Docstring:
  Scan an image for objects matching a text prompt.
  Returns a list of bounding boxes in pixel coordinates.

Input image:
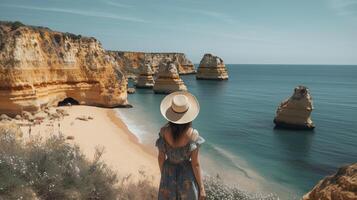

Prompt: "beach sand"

[20,105,160,185]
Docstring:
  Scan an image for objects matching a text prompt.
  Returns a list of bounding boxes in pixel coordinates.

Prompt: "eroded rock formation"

[108,51,196,76]
[153,61,187,94]
[196,53,228,80]
[303,163,357,200]
[0,21,128,116]
[135,63,155,88]
[274,86,315,130]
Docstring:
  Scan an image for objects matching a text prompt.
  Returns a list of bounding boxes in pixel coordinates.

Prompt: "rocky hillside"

[0,21,128,116]
[303,163,357,200]
[108,51,196,76]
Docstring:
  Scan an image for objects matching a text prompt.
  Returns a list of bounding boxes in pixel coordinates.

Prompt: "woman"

[156,91,206,200]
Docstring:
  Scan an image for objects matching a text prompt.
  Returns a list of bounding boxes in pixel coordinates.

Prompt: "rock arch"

[57,97,79,107]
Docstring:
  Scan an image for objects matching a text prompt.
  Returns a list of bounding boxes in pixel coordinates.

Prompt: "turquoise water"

[116,64,357,198]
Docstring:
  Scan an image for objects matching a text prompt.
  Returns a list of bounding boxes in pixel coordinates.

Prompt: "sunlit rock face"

[196,53,228,80]
[153,61,187,94]
[274,86,315,130]
[108,51,196,76]
[0,21,128,116]
[135,63,155,88]
[303,163,357,200]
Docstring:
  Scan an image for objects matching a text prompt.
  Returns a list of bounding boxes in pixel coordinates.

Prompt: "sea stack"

[196,53,228,80]
[274,86,315,130]
[135,63,155,88]
[153,61,187,94]
[0,21,128,116]
[303,163,357,200]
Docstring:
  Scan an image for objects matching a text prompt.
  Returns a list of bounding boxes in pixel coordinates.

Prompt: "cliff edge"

[0,21,128,116]
[303,163,357,200]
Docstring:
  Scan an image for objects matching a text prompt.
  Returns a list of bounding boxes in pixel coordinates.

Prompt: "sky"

[0,0,356,64]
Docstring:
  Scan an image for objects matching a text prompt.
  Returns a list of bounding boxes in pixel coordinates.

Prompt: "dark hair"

[168,122,192,142]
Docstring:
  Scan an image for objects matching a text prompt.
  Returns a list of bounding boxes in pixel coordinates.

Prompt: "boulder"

[303,163,357,200]
[0,114,11,121]
[66,135,75,140]
[15,115,22,120]
[127,88,136,94]
[21,111,33,120]
[196,53,229,80]
[34,112,48,120]
[153,60,187,94]
[135,63,155,88]
[50,112,61,120]
[76,115,89,121]
[56,108,69,116]
[274,86,315,130]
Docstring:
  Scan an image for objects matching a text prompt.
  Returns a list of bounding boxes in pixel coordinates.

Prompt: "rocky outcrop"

[196,53,228,80]
[153,61,187,94]
[274,86,315,130]
[108,51,196,76]
[146,53,195,75]
[135,63,155,88]
[303,163,357,200]
[0,21,128,116]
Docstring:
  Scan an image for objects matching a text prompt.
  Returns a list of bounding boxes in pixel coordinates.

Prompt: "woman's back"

[156,125,204,164]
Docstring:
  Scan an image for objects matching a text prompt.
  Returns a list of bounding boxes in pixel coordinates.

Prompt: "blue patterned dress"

[155,128,205,200]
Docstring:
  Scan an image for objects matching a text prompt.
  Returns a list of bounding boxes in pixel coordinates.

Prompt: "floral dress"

[156,127,205,200]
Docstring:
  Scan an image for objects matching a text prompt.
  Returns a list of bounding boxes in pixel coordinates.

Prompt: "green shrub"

[11,21,25,31]
[204,176,279,200]
[0,132,119,200]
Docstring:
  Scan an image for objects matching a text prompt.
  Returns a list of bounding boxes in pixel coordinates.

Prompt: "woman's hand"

[199,188,206,200]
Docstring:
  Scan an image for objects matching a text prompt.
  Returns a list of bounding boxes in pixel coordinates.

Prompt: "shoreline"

[107,109,158,159]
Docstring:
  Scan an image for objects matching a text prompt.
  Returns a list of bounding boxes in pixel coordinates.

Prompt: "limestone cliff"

[136,63,155,88]
[274,86,315,130]
[303,163,357,200]
[196,53,228,80]
[153,60,187,94]
[0,21,128,116]
[108,51,196,76]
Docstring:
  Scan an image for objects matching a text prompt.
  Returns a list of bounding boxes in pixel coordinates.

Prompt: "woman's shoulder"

[187,128,205,151]
[186,128,199,141]
[159,123,170,137]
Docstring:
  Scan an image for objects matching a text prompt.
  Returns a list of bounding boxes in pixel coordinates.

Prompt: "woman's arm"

[191,149,206,199]
[158,150,165,173]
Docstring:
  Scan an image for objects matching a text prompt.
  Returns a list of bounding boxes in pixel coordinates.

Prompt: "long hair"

[168,121,192,142]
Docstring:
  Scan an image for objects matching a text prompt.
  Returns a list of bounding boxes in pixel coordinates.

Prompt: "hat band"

[171,104,190,114]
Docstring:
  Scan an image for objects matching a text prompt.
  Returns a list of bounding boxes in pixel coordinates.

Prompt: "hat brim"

[160,91,200,124]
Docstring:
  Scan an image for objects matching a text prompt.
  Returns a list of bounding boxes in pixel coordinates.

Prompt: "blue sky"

[0,0,356,64]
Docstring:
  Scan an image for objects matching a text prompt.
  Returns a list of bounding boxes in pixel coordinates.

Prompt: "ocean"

[116,64,357,199]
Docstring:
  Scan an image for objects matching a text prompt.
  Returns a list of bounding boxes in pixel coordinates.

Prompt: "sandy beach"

[20,105,160,185]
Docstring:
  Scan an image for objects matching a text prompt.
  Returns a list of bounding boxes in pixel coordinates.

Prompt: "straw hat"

[160,91,200,124]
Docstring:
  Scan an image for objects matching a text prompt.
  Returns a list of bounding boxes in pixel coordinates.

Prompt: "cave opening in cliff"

[57,97,79,106]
